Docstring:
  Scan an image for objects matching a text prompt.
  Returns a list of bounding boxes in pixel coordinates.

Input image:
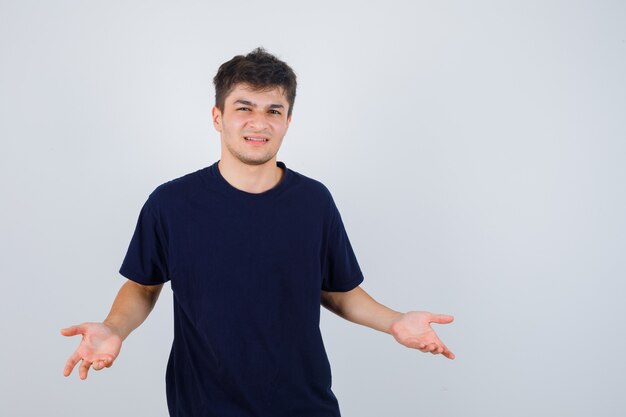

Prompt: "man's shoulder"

[146,166,208,205]
[287,165,334,200]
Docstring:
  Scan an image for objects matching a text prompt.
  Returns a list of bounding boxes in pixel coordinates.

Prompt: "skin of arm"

[321,285,402,334]
[103,279,164,340]
[61,279,163,379]
[320,285,455,359]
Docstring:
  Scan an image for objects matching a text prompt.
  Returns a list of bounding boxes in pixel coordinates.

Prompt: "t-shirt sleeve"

[119,193,170,285]
[321,197,364,292]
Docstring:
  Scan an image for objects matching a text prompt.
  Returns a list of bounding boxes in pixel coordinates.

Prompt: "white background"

[1,1,625,416]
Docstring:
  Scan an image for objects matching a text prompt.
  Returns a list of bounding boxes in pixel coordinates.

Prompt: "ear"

[211,106,223,132]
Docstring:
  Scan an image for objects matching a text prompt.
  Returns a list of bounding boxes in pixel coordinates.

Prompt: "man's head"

[213,47,297,118]
[211,48,297,167]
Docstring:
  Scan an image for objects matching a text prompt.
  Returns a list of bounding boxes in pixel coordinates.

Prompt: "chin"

[237,155,275,166]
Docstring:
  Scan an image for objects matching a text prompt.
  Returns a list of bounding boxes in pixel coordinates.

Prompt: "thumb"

[60,324,87,337]
[430,314,454,325]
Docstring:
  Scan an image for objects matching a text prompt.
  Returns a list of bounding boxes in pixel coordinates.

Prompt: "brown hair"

[213,47,297,117]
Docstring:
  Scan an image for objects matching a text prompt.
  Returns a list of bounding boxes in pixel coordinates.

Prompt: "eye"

[237,107,251,111]
[269,109,282,115]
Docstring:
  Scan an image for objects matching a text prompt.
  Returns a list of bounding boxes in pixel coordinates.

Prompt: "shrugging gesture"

[390,311,455,359]
[61,323,122,379]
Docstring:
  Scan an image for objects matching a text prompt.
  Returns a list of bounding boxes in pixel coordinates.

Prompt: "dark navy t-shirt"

[119,160,364,417]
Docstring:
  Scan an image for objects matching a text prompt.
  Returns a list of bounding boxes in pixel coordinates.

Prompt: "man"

[61,48,455,417]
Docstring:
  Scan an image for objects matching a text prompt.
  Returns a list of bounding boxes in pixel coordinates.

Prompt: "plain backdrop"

[1,1,625,416]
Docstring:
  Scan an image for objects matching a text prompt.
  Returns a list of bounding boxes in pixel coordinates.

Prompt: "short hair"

[213,47,297,117]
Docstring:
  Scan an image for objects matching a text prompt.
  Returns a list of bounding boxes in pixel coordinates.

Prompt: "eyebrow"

[234,99,285,109]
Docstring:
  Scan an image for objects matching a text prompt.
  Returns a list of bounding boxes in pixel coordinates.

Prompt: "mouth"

[244,136,269,142]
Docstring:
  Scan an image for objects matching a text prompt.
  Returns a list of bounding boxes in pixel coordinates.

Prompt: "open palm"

[61,322,122,379]
[389,311,455,359]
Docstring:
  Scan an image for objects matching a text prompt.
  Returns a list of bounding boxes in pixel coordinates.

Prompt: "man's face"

[212,83,292,166]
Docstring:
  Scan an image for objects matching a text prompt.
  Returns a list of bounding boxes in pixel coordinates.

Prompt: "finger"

[63,351,81,377]
[430,345,444,355]
[93,358,113,371]
[443,350,455,360]
[415,342,428,352]
[436,339,455,359]
[60,324,87,337]
[442,346,455,360]
[79,359,92,380]
[430,314,454,325]
[420,345,430,353]
[417,342,435,353]
[93,360,103,371]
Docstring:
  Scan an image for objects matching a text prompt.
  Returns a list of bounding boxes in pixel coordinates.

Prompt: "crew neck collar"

[208,160,290,200]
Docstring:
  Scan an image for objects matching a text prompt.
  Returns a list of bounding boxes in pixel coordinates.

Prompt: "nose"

[247,111,269,131]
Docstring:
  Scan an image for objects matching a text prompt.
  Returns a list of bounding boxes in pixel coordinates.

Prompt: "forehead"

[224,83,288,105]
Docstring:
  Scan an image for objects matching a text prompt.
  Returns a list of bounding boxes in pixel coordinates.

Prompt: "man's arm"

[103,279,163,340]
[321,285,455,359]
[321,286,402,333]
[61,279,163,379]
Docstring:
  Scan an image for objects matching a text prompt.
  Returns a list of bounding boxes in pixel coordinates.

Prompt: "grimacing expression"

[213,84,292,166]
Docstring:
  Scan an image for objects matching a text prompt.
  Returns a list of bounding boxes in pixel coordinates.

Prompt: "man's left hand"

[389,311,455,360]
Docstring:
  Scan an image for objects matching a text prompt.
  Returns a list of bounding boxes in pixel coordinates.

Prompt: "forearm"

[103,280,163,340]
[321,286,403,334]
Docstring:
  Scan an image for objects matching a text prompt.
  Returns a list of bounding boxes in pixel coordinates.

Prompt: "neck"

[217,156,283,194]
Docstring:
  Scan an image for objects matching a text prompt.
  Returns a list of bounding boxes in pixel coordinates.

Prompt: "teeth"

[245,137,267,142]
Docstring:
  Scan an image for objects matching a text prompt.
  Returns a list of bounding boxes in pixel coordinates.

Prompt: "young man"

[61,48,455,417]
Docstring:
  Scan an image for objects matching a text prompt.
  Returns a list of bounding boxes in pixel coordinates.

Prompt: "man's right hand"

[61,322,122,380]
